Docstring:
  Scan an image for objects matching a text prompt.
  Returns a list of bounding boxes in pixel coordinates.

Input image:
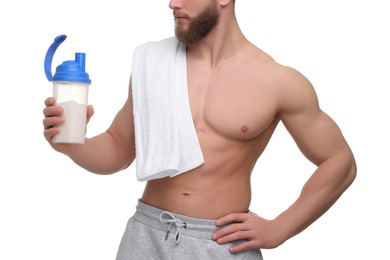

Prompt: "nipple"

[240,125,249,133]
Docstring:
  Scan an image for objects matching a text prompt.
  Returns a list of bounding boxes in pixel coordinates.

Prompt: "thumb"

[86,105,94,124]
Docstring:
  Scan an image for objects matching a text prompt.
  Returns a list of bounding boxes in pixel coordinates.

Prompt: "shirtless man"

[43,0,356,259]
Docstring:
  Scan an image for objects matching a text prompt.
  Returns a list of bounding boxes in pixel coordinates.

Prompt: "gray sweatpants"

[116,200,263,260]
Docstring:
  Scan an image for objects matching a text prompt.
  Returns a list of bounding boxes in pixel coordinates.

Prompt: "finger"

[43,105,64,117]
[86,105,94,123]
[44,97,56,107]
[229,240,258,254]
[43,127,60,142]
[216,213,249,227]
[43,116,65,130]
[87,105,94,116]
[213,223,247,240]
[216,230,251,245]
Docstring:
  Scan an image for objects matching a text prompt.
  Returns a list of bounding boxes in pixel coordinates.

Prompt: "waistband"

[133,200,219,242]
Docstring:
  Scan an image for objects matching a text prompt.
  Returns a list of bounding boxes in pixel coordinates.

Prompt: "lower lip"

[176,17,187,23]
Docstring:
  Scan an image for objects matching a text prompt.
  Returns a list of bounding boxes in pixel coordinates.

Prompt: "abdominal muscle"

[141,121,277,220]
[141,160,253,220]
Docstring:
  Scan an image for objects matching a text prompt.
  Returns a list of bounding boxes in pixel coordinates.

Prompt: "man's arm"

[43,80,135,175]
[272,66,357,242]
[213,67,356,252]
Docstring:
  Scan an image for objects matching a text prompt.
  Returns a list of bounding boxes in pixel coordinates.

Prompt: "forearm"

[274,148,356,243]
[59,131,135,175]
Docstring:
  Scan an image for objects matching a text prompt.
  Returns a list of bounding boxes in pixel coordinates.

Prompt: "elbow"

[120,156,136,172]
[344,150,357,188]
[89,155,135,175]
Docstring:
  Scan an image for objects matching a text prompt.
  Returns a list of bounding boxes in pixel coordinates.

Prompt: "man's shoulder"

[244,44,291,79]
[270,63,317,113]
[135,37,180,52]
[245,43,301,77]
[132,37,184,66]
[246,47,316,110]
[244,49,293,85]
[246,46,308,91]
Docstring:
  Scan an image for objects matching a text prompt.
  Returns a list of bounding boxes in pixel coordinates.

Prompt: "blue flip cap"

[44,35,91,84]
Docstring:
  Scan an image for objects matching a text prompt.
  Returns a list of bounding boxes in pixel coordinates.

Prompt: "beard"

[174,2,220,45]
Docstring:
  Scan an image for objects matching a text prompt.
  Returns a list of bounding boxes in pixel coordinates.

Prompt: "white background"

[1,0,389,259]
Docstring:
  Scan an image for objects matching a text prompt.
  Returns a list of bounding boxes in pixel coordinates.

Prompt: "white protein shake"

[44,36,91,144]
[53,100,87,144]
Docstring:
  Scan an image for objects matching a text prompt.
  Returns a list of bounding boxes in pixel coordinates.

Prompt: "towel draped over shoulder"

[131,37,204,181]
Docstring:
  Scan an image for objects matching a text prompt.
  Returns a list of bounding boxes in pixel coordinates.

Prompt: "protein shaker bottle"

[44,35,91,144]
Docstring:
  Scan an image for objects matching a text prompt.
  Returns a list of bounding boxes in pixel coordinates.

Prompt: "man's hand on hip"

[212,212,285,253]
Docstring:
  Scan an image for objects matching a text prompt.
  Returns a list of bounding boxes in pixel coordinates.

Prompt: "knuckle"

[235,230,246,239]
[43,107,49,116]
[219,230,231,238]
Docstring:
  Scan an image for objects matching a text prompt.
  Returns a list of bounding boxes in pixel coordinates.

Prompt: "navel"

[181,192,191,197]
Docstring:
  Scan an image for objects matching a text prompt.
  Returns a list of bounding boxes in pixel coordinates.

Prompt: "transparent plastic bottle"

[44,35,91,144]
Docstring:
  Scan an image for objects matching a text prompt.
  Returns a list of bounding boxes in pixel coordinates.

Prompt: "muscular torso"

[142,44,281,219]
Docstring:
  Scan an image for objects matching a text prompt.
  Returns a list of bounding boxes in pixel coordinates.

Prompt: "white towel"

[131,37,204,181]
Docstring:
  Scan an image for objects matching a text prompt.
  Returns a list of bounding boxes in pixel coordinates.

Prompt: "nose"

[169,0,183,10]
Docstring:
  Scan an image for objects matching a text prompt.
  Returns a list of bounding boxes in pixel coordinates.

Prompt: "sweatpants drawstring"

[159,211,187,243]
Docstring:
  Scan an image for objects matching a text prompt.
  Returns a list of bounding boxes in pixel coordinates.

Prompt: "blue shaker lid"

[44,35,91,84]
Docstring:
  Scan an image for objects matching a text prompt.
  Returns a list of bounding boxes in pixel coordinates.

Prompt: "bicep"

[282,109,349,166]
[278,71,349,166]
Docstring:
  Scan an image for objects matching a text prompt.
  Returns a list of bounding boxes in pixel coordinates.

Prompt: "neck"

[186,10,247,68]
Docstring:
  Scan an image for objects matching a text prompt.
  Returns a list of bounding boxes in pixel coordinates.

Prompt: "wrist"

[270,216,292,246]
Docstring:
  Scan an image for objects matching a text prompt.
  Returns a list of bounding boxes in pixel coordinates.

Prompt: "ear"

[219,0,232,7]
